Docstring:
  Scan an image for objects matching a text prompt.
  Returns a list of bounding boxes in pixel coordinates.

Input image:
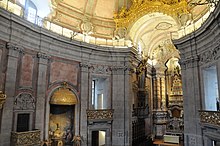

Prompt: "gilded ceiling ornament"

[114,0,189,29]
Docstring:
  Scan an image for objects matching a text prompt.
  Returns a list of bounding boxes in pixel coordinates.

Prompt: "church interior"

[0,0,220,146]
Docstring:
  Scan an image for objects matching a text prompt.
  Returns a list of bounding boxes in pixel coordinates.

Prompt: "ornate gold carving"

[50,82,78,105]
[170,75,183,96]
[200,111,220,126]
[0,91,6,109]
[87,109,114,121]
[11,130,41,146]
[114,0,189,29]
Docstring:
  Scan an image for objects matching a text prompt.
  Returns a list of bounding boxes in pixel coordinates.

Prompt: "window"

[92,80,95,106]
[27,7,36,23]
[203,66,219,111]
[24,0,37,23]
[91,77,109,109]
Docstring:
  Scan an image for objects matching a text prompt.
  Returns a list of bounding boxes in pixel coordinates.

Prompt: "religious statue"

[72,135,82,146]
[53,123,62,139]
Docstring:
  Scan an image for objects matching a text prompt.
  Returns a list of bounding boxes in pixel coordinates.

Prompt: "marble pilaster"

[79,62,89,146]
[0,43,22,146]
[35,52,50,140]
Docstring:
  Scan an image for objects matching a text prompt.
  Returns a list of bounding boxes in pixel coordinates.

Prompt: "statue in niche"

[174,65,181,75]
[53,123,63,139]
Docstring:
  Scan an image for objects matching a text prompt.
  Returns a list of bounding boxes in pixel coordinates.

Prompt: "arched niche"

[48,82,78,145]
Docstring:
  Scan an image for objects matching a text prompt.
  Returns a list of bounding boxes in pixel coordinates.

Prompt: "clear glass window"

[203,66,219,111]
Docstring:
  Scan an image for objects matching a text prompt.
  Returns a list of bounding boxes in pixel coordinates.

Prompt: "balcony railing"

[87,109,114,123]
[199,110,220,127]
[11,129,41,146]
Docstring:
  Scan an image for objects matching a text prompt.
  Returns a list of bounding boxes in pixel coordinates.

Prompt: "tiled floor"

[153,139,183,146]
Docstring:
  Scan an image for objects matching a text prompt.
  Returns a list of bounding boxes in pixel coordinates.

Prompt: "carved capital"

[0,43,5,49]
[80,62,90,69]
[0,91,6,109]
[111,65,126,74]
[6,42,23,53]
[37,52,51,60]
[180,56,199,69]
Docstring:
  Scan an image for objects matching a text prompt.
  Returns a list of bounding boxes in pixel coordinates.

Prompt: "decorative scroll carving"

[199,46,220,64]
[87,109,114,121]
[199,110,220,126]
[14,93,35,110]
[0,91,6,109]
[89,64,111,74]
[11,130,41,146]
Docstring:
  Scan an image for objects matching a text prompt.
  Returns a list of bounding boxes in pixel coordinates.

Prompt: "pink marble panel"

[50,61,78,86]
[20,54,34,86]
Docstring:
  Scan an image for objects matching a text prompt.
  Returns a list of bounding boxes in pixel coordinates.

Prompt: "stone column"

[0,43,21,146]
[181,57,203,146]
[112,66,125,146]
[35,53,50,140]
[112,64,132,146]
[79,62,89,146]
[154,63,167,110]
[124,65,133,146]
[153,62,167,138]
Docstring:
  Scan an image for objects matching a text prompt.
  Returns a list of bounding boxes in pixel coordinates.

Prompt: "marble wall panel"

[50,61,79,86]
[20,54,34,87]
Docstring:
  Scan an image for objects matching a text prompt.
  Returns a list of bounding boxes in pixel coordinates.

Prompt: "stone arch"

[44,82,80,142]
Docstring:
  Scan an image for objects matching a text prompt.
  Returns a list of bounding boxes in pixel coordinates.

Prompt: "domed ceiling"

[49,0,217,61]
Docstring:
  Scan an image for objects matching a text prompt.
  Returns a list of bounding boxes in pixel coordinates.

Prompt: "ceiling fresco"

[47,0,217,62]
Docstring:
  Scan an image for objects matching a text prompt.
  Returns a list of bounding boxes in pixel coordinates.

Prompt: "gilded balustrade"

[11,130,41,146]
[199,110,220,127]
[87,109,114,122]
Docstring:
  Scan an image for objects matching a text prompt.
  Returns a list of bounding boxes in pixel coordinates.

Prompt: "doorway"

[92,130,106,146]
